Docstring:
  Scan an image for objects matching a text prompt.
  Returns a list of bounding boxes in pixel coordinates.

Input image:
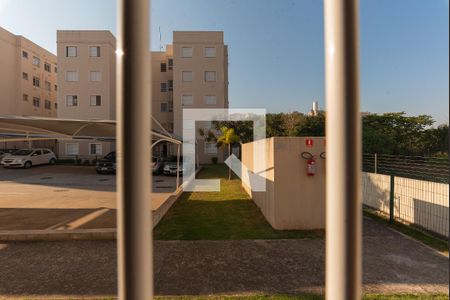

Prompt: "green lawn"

[154,164,323,240]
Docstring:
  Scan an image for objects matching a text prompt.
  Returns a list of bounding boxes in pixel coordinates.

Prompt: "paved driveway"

[0,165,177,230]
[0,218,447,298]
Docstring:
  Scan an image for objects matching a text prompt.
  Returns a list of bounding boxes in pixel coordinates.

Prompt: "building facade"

[0,26,58,118]
[56,30,116,158]
[56,30,228,163]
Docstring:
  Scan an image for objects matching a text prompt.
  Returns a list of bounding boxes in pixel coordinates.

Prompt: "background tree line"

[212,111,448,157]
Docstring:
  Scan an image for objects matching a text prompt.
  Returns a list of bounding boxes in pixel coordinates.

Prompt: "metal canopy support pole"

[117,0,152,299]
[176,143,180,188]
[324,0,362,299]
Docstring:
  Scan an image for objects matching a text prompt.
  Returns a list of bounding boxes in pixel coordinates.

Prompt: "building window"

[169,123,174,133]
[89,71,102,81]
[204,71,216,82]
[204,95,217,105]
[181,95,194,106]
[33,97,40,107]
[32,56,40,67]
[89,46,101,57]
[66,95,78,107]
[44,100,51,110]
[65,143,79,155]
[204,47,216,58]
[168,101,173,112]
[22,51,28,59]
[181,47,193,58]
[182,71,193,82]
[45,81,51,91]
[160,83,168,92]
[161,63,167,72]
[160,102,168,112]
[204,142,218,155]
[168,80,173,91]
[33,76,40,87]
[54,66,58,73]
[89,143,102,155]
[22,72,28,80]
[90,95,101,106]
[168,58,173,70]
[44,63,51,72]
[54,103,58,109]
[54,84,58,91]
[66,71,78,82]
[23,94,28,101]
[66,46,77,57]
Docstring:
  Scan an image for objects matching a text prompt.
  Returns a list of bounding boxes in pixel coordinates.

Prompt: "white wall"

[362,172,449,238]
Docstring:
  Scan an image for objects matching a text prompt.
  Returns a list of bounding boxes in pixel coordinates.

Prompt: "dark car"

[163,156,185,175]
[96,151,116,174]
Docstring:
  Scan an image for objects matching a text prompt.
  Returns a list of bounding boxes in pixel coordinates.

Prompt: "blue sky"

[0,0,448,124]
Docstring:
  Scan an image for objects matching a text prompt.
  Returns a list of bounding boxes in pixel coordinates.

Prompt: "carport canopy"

[0,115,182,146]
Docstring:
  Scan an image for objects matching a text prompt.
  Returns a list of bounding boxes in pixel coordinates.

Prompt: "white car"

[1,148,57,168]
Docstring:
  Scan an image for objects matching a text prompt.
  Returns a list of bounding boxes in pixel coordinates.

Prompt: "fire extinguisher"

[301,152,317,176]
[307,156,317,176]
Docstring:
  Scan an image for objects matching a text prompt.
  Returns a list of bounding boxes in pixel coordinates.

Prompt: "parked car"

[163,156,185,175]
[152,156,165,174]
[95,151,116,174]
[0,148,56,168]
[0,150,11,161]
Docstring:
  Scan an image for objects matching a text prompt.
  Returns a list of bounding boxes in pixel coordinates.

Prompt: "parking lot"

[0,165,178,231]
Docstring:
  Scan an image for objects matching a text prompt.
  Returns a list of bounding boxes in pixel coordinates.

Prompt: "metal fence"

[362,170,449,239]
[363,153,449,184]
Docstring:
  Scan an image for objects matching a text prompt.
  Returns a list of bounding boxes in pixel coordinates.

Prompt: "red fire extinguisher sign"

[306,138,314,148]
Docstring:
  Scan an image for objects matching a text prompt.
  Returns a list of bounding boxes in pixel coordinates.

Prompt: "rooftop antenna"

[158,26,163,51]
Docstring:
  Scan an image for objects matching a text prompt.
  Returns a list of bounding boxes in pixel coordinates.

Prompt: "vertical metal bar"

[176,143,180,188]
[324,0,361,299]
[117,0,152,299]
[390,175,395,224]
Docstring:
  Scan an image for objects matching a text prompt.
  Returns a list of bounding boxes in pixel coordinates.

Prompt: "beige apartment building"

[56,30,116,158]
[0,26,58,118]
[56,30,228,163]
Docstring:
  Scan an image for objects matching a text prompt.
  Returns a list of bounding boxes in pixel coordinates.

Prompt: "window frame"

[181,47,193,58]
[66,95,78,107]
[90,95,102,106]
[66,46,77,57]
[204,47,217,58]
[89,143,103,155]
[181,94,194,106]
[89,46,101,57]
[66,71,79,82]
[89,71,102,82]
[182,71,193,82]
[65,143,79,156]
[204,71,217,82]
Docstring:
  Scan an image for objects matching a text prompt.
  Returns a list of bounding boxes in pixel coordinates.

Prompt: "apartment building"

[56,30,228,163]
[0,26,58,118]
[56,30,116,158]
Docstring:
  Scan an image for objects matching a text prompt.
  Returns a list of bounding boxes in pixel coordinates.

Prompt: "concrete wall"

[362,172,449,237]
[242,137,326,230]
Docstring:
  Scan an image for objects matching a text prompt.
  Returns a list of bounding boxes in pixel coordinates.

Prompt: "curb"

[0,228,116,242]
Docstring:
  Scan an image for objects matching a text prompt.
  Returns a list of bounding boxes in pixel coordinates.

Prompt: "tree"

[297,113,326,136]
[199,126,240,180]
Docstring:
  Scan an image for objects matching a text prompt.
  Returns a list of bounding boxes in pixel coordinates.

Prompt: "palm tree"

[199,126,240,180]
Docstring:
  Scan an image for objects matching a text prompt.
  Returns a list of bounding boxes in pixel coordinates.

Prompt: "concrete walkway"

[0,218,447,298]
